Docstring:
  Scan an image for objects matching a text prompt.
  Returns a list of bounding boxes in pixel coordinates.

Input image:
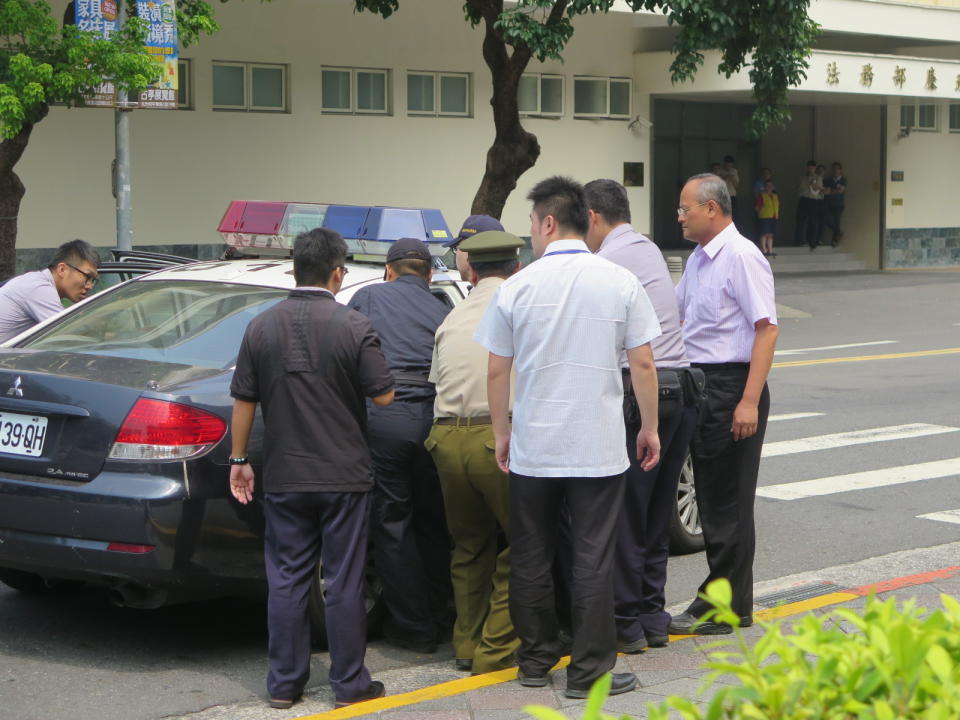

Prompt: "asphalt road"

[1,269,959,720]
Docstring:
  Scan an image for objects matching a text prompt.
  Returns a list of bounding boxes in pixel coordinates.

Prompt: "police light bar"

[217,201,454,260]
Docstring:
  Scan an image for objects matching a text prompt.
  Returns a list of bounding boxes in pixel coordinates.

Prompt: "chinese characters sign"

[75,0,178,109]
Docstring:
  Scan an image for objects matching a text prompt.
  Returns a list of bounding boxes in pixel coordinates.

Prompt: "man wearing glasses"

[0,239,100,343]
[669,173,778,635]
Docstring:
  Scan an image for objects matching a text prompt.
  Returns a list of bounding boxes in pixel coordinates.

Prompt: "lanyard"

[543,249,589,257]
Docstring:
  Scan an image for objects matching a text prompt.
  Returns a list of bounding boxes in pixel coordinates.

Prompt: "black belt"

[434,415,494,426]
[622,367,706,406]
[392,371,434,388]
[691,362,749,371]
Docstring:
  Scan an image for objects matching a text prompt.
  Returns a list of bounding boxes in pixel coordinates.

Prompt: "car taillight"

[109,398,227,461]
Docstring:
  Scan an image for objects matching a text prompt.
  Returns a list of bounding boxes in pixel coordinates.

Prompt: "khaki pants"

[425,423,518,672]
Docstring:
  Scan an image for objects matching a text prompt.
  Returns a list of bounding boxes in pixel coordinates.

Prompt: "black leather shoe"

[268,692,302,709]
[617,635,648,654]
[566,672,637,699]
[455,658,473,672]
[334,680,385,708]
[668,611,732,635]
[645,633,669,648]
[517,668,549,687]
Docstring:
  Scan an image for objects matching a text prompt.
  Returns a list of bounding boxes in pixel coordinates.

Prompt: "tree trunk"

[468,0,540,219]
[0,113,43,281]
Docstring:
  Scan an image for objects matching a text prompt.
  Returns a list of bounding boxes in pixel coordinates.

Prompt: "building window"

[212,61,287,112]
[900,102,937,131]
[949,103,960,132]
[573,76,631,119]
[321,67,390,114]
[407,72,470,117]
[519,73,564,117]
[177,59,192,109]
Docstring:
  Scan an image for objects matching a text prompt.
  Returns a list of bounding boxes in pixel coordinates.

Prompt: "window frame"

[900,102,938,132]
[948,103,960,132]
[177,58,192,110]
[406,71,471,117]
[212,61,289,113]
[321,66,391,115]
[573,75,631,120]
[519,72,564,118]
[248,63,287,113]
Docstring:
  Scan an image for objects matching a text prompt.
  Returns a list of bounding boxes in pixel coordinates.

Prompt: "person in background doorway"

[751,168,774,242]
[756,179,779,258]
[822,162,847,247]
[794,161,819,250]
[720,156,740,215]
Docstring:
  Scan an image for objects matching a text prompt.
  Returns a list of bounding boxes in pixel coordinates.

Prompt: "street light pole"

[114,0,133,251]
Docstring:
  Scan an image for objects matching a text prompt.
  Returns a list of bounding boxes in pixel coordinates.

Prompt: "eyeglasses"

[65,263,99,287]
[676,201,711,218]
[339,265,349,276]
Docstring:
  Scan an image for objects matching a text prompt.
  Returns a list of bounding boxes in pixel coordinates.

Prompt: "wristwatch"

[228,456,249,465]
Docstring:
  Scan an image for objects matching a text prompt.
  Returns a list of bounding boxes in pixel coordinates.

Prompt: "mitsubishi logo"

[6,376,22,398]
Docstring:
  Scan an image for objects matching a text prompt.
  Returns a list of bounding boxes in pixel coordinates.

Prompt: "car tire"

[669,452,705,555]
[0,568,61,594]
[308,555,385,649]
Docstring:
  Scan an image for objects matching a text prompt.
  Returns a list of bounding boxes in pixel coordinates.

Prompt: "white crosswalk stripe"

[768,412,825,422]
[762,423,958,458]
[917,509,960,525]
[758,458,960,500]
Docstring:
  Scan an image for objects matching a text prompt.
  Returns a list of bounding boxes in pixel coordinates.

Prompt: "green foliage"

[526,579,960,720]
[355,0,819,138]
[0,0,219,139]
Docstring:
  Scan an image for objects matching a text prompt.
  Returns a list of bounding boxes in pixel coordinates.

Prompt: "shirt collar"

[598,224,639,254]
[291,287,335,297]
[542,238,589,256]
[697,222,738,261]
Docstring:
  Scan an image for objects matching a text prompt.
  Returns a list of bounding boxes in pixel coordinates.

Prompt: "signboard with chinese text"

[74,0,178,109]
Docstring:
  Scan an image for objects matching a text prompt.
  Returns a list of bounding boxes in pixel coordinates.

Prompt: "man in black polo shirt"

[229,228,394,711]
[348,237,452,653]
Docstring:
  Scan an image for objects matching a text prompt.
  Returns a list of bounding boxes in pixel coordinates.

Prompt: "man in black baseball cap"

[347,237,454,653]
[445,215,504,277]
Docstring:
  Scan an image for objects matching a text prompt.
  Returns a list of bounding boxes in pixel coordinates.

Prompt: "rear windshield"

[22,280,287,368]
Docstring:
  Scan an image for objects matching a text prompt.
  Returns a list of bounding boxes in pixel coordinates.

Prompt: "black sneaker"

[517,668,549,687]
[566,672,637,699]
[617,635,648,654]
[645,633,669,648]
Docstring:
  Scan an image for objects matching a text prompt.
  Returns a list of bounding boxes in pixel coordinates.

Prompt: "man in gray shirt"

[0,240,100,343]
[584,179,703,651]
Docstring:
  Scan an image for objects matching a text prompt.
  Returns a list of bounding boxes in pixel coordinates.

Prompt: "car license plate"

[0,411,47,456]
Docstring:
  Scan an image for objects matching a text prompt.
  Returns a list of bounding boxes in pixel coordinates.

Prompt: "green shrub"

[524,578,960,720]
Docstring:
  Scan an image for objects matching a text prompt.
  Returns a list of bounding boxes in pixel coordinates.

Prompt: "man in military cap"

[444,215,505,279]
[348,238,453,652]
[426,230,524,674]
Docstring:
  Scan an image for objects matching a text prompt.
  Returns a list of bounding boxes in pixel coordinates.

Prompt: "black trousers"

[686,365,769,619]
[509,472,625,687]
[368,399,452,642]
[824,203,844,244]
[794,197,824,248]
[263,491,372,701]
[614,396,698,641]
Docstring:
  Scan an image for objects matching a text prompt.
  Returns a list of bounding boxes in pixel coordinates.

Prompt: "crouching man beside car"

[227,228,395,711]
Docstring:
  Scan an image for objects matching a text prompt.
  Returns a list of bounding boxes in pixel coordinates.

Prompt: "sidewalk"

[171,542,960,720]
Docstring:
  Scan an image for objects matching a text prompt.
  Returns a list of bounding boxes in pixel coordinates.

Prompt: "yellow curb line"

[772,347,960,368]
[295,591,864,719]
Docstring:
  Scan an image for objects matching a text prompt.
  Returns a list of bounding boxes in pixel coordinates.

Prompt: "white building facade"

[16,0,960,270]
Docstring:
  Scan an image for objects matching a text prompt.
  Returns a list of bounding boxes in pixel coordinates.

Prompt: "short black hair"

[832,161,843,169]
[48,239,99,271]
[723,155,735,164]
[806,159,817,167]
[584,179,631,225]
[388,258,431,280]
[471,258,520,280]
[292,228,347,286]
[526,176,589,237]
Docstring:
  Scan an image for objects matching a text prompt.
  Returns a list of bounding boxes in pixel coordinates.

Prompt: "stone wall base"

[885,228,960,268]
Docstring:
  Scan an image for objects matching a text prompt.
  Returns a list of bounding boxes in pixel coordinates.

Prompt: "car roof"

[133,258,461,303]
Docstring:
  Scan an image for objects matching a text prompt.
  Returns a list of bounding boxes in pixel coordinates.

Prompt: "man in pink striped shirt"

[668,174,779,635]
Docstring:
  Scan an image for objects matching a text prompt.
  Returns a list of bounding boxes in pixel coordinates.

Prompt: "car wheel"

[669,452,705,554]
[0,568,63,594]
[308,555,385,649]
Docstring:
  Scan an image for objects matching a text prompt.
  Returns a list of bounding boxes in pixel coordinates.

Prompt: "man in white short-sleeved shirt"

[474,176,661,700]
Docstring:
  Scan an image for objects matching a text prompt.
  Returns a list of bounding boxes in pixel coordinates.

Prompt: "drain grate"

[754,581,852,608]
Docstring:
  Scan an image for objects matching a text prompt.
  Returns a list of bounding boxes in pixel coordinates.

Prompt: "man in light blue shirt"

[475,176,661,700]
[0,240,100,343]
